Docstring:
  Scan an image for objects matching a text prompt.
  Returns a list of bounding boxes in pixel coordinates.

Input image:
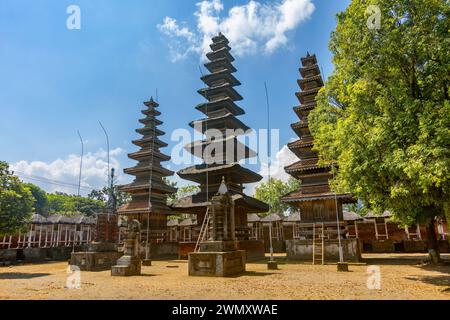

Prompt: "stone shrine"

[111,219,142,276]
[188,178,246,277]
[70,169,121,271]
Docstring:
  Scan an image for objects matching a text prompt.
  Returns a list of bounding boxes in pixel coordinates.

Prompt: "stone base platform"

[71,251,122,271]
[70,242,121,271]
[142,259,152,266]
[403,240,427,253]
[199,241,236,252]
[179,240,265,261]
[188,250,246,277]
[286,239,361,263]
[111,256,141,276]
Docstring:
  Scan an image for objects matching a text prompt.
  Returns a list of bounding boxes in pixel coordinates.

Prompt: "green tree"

[168,184,200,204]
[88,185,131,207]
[254,178,299,216]
[0,161,34,235]
[287,177,301,193]
[163,177,178,189]
[23,183,48,215]
[74,196,104,216]
[47,192,103,217]
[47,193,75,213]
[310,0,449,263]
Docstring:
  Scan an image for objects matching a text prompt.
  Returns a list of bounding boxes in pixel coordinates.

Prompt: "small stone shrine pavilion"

[188,178,246,277]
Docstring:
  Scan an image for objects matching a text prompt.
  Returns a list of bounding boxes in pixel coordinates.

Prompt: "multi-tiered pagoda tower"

[118,97,176,242]
[282,53,354,227]
[173,33,268,239]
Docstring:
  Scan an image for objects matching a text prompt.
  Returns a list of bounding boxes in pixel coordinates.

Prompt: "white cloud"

[157,17,200,62]
[11,148,127,196]
[245,144,298,196]
[157,0,315,61]
[158,17,195,40]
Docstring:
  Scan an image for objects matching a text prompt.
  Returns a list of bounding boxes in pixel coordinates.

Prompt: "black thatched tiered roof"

[174,33,268,214]
[119,98,176,216]
[282,53,353,204]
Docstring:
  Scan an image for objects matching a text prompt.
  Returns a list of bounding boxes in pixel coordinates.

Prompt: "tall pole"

[265,81,274,262]
[198,66,209,204]
[333,163,344,263]
[146,95,157,261]
[77,130,84,197]
[99,121,110,188]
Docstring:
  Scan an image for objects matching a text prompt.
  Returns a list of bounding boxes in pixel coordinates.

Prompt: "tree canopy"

[23,183,48,215]
[309,0,449,260]
[47,192,104,216]
[254,178,301,216]
[0,161,34,235]
[88,185,131,208]
[168,184,201,204]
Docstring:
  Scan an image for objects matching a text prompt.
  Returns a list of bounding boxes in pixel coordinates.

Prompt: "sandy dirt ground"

[0,254,449,300]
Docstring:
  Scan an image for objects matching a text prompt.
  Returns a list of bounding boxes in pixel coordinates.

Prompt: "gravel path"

[0,254,449,300]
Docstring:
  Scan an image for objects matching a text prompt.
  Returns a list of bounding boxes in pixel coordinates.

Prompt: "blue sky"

[0,0,350,195]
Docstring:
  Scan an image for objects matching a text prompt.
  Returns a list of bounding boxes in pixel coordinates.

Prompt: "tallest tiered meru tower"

[174,33,268,238]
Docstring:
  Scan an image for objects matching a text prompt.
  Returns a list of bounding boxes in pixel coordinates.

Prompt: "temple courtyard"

[0,254,449,300]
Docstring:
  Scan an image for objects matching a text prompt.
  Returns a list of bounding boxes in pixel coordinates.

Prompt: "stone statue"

[111,218,142,276]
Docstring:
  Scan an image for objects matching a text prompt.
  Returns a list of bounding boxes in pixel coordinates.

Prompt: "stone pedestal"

[267,260,278,270]
[111,255,141,276]
[70,209,120,272]
[337,262,349,272]
[188,250,245,277]
[71,242,121,271]
[142,259,152,266]
[188,185,246,277]
[199,241,236,252]
[111,219,141,277]
[286,239,361,262]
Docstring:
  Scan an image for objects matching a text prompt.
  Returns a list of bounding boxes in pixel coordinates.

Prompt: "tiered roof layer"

[282,54,353,203]
[119,98,176,215]
[174,33,268,214]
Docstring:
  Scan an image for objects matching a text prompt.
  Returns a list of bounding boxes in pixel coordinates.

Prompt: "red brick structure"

[95,209,118,243]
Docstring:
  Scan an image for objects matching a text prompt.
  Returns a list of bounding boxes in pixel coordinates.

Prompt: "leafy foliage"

[47,192,104,216]
[167,183,200,204]
[23,183,48,215]
[254,178,301,216]
[88,185,131,208]
[309,0,450,226]
[0,161,34,235]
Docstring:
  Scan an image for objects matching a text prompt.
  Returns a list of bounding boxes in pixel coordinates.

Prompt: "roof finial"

[307,51,310,57]
[218,176,228,195]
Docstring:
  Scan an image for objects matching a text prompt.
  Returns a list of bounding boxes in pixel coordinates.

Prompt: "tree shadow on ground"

[226,271,276,278]
[405,275,450,288]
[363,255,429,266]
[404,262,450,292]
[363,255,450,266]
[249,258,288,265]
[0,272,51,279]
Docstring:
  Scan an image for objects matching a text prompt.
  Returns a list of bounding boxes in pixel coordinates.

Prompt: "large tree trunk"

[426,218,441,264]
